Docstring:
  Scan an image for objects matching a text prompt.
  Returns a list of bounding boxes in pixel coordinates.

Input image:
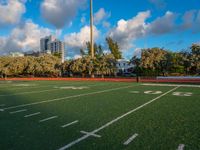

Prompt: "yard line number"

[130,91,193,97]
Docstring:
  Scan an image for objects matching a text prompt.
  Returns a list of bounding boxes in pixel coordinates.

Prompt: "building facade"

[40,35,65,63]
[116,59,135,74]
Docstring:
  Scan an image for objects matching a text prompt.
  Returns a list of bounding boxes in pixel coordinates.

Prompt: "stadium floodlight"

[90,0,94,58]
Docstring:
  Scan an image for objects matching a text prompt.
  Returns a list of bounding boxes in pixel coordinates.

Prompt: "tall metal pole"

[90,0,94,58]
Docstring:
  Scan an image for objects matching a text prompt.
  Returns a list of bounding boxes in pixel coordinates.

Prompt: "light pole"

[90,0,94,58]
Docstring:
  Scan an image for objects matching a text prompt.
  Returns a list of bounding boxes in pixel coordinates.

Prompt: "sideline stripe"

[10,109,27,114]
[142,83,200,88]
[24,112,41,118]
[123,133,138,145]
[39,116,58,123]
[58,86,179,150]
[2,85,133,111]
[61,120,79,128]
[177,144,185,150]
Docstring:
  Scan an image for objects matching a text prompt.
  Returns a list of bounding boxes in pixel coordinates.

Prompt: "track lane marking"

[39,116,58,123]
[2,85,133,111]
[123,133,138,145]
[61,120,79,128]
[58,86,179,150]
[24,112,41,118]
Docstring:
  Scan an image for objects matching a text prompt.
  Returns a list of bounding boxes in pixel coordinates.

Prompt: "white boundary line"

[177,144,185,150]
[58,86,179,150]
[39,116,58,123]
[61,120,79,128]
[2,85,133,111]
[24,112,41,118]
[10,109,27,114]
[123,133,138,145]
[142,83,200,88]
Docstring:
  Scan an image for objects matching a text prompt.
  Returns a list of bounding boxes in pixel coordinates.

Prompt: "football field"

[0,80,200,150]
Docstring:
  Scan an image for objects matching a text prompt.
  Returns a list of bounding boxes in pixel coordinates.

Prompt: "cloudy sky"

[0,0,200,59]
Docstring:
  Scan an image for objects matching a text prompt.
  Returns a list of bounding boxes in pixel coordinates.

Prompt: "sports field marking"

[58,86,179,150]
[10,109,27,114]
[80,131,101,138]
[0,89,60,97]
[2,85,133,111]
[172,92,193,97]
[24,112,41,118]
[39,116,58,123]
[12,84,37,87]
[129,91,140,94]
[0,82,108,97]
[54,86,89,90]
[123,133,138,145]
[142,83,200,88]
[177,144,185,150]
[0,109,4,111]
[144,91,163,95]
[61,120,79,128]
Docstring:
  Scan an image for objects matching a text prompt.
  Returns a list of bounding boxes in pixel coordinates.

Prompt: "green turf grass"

[0,81,200,150]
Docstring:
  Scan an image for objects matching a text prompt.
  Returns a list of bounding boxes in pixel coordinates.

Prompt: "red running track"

[0,77,200,83]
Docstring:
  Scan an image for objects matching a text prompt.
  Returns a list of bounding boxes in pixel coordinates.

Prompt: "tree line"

[131,44,200,76]
[0,37,199,78]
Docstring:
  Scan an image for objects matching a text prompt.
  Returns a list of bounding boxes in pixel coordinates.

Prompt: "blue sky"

[0,0,200,59]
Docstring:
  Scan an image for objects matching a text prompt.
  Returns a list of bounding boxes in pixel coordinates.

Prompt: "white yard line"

[39,116,58,123]
[142,83,200,88]
[58,86,179,150]
[123,133,138,145]
[80,131,101,138]
[2,85,133,111]
[61,120,79,128]
[24,112,41,118]
[10,109,27,114]
[177,144,185,150]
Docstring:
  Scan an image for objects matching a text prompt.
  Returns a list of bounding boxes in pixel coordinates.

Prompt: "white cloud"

[0,20,52,54]
[108,11,151,49]
[41,0,86,29]
[64,25,99,49]
[133,48,142,57]
[94,8,111,24]
[146,11,177,35]
[0,0,26,27]
[103,21,111,28]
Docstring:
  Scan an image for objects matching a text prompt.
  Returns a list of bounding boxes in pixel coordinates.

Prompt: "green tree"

[106,37,122,59]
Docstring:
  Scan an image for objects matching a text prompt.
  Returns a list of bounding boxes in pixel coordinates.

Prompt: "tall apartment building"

[40,35,65,63]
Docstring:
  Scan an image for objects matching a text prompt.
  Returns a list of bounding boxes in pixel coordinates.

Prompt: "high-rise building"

[40,35,65,63]
[40,35,56,53]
